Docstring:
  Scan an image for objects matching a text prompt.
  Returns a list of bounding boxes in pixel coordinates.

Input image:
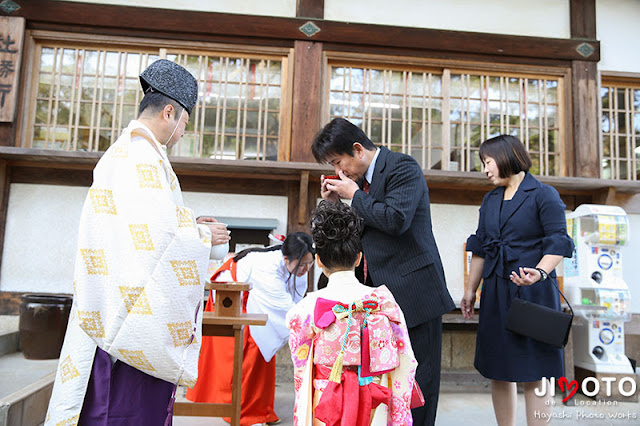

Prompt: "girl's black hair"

[310,200,363,270]
[233,232,314,298]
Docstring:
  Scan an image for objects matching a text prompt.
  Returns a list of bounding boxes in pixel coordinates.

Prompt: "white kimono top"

[45,120,212,426]
[215,249,308,362]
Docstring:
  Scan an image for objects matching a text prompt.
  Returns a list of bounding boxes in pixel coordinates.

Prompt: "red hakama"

[185,259,279,425]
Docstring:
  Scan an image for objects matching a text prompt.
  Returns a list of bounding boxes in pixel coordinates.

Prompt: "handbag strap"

[515,277,574,316]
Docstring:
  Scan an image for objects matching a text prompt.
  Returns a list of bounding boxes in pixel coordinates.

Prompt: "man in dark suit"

[312,118,455,425]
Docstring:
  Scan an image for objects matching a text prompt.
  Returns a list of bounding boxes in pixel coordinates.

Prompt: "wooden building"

[0,0,639,366]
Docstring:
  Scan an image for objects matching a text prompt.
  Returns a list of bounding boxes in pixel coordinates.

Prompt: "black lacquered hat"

[140,59,198,115]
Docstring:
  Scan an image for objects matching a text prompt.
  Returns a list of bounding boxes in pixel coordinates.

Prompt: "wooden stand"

[173,282,267,425]
[210,282,251,317]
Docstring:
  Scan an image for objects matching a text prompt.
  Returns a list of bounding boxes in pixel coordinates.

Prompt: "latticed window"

[26,36,291,161]
[327,63,565,176]
[601,80,640,180]
[167,53,284,160]
[33,47,158,152]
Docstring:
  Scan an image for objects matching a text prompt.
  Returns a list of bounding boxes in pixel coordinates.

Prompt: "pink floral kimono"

[286,270,418,425]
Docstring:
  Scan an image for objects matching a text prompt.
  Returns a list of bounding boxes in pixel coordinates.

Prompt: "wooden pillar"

[0,161,9,280]
[297,0,324,19]
[290,41,323,163]
[290,0,324,163]
[570,0,600,178]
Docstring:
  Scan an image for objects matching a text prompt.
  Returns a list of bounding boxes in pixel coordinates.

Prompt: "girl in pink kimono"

[286,200,420,426]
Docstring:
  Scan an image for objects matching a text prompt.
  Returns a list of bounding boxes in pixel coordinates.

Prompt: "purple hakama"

[79,348,175,425]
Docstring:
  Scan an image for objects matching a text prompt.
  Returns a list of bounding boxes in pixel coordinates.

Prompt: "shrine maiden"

[187,233,314,425]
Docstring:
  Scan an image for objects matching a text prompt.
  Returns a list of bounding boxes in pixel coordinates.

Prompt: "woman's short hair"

[311,200,364,270]
[479,135,532,178]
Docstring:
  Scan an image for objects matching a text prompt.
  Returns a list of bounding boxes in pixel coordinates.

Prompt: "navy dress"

[466,172,574,382]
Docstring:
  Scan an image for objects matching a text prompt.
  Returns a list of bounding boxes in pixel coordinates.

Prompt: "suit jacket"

[466,172,574,281]
[351,146,455,328]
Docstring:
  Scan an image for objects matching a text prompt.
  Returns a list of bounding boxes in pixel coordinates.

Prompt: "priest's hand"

[197,216,231,246]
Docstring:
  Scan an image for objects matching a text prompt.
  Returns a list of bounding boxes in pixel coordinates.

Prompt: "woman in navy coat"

[461,135,574,426]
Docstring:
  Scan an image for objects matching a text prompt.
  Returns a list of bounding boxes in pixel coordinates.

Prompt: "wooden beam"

[290,41,323,162]
[0,124,15,147]
[173,402,232,417]
[15,0,599,62]
[570,0,596,39]
[298,171,309,224]
[286,181,300,234]
[297,0,324,19]
[0,161,9,282]
[594,186,617,205]
[571,61,599,178]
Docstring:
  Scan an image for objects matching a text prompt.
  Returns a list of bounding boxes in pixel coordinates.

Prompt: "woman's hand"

[461,290,477,319]
[509,267,541,286]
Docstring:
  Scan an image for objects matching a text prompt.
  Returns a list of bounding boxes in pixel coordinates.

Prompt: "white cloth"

[45,120,212,425]
[215,249,307,362]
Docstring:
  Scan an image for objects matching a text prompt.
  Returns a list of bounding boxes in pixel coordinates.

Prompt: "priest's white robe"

[45,120,212,425]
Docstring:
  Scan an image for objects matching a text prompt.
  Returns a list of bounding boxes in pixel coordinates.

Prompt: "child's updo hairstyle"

[310,200,364,270]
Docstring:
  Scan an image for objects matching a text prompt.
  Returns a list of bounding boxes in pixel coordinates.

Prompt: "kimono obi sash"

[312,294,402,375]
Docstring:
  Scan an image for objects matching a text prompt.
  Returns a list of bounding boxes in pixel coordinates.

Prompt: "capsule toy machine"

[564,205,636,400]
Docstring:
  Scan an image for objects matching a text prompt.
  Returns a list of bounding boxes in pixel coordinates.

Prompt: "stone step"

[0,316,19,358]
[0,371,55,426]
[0,332,18,359]
[0,352,59,426]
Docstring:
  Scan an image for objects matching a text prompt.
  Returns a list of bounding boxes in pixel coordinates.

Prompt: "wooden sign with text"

[0,16,25,122]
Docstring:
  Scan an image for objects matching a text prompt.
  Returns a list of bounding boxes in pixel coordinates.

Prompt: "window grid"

[328,64,563,175]
[33,47,157,151]
[449,73,561,175]
[601,83,640,180]
[329,66,445,170]
[29,43,287,161]
[168,53,283,161]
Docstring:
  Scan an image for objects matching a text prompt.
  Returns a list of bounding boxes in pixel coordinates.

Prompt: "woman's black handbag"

[505,279,574,349]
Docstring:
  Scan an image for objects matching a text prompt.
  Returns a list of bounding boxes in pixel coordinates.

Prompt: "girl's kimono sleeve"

[377,287,418,425]
[286,300,315,426]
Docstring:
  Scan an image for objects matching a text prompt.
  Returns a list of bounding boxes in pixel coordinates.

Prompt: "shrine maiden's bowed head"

[139,59,198,115]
